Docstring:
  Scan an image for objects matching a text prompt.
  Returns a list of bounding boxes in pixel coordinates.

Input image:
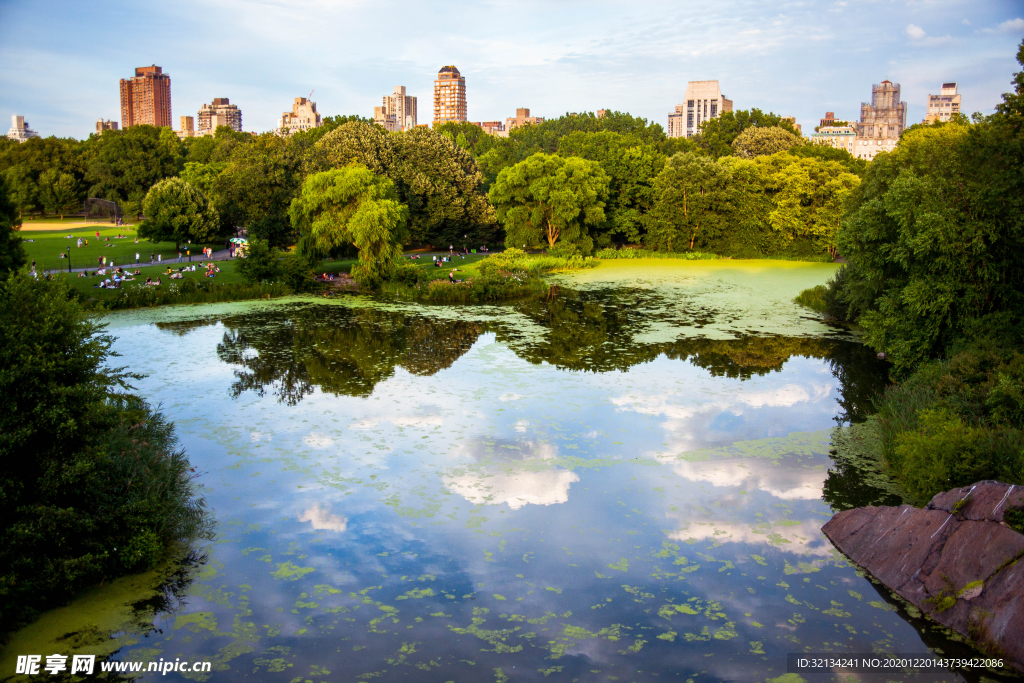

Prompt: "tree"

[731,126,803,158]
[0,176,26,276]
[488,152,609,253]
[3,163,38,217]
[693,109,800,158]
[289,166,409,284]
[215,133,301,246]
[38,168,79,219]
[85,125,183,217]
[646,153,736,251]
[314,123,497,247]
[557,131,666,245]
[0,274,209,631]
[139,177,219,249]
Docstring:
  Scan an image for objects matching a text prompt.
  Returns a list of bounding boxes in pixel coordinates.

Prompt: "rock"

[822,481,1024,673]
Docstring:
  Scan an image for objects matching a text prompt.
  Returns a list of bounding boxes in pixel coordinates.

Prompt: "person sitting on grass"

[133,269,141,276]
[78,271,87,278]
[169,272,184,279]
[145,276,152,285]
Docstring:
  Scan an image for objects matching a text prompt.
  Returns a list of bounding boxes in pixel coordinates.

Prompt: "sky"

[1,0,1022,139]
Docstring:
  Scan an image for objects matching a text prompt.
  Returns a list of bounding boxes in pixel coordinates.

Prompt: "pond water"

[2,263,1010,682]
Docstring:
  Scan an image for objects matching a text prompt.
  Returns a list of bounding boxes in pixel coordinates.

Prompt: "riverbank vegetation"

[799,41,1024,503]
[0,269,210,636]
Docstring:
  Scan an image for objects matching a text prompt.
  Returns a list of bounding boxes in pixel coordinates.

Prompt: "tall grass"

[595,248,717,260]
[381,271,549,304]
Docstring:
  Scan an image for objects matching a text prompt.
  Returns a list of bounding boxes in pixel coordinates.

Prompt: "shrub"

[594,248,718,260]
[236,238,282,284]
[478,247,528,275]
[0,275,210,632]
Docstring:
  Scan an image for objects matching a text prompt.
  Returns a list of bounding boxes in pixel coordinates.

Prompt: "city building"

[197,98,242,134]
[278,97,321,134]
[95,119,118,134]
[177,116,195,140]
[853,80,908,160]
[506,108,543,131]
[818,111,851,129]
[781,116,802,135]
[6,115,39,142]
[667,81,733,138]
[596,109,608,118]
[433,66,467,124]
[374,86,417,132]
[810,123,858,154]
[925,83,961,123]
[470,120,506,136]
[119,65,172,128]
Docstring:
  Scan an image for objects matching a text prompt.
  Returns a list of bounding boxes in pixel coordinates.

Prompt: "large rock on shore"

[822,481,1024,672]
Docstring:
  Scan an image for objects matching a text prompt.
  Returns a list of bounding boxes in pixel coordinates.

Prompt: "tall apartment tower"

[433,66,467,124]
[119,65,172,128]
[667,81,733,138]
[925,83,961,123]
[197,98,243,134]
[6,115,39,143]
[853,80,908,160]
[278,97,321,134]
[374,86,417,132]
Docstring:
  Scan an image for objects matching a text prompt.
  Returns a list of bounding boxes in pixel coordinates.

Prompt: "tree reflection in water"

[156,288,890,423]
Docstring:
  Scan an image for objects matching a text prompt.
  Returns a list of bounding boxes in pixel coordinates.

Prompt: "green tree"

[314,123,497,247]
[139,177,219,249]
[3,163,39,217]
[557,131,666,245]
[235,237,282,283]
[215,133,301,246]
[488,152,609,253]
[38,168,79,219]
[0,176,26,276]
[646,153,736,251]
[289,166,409,285]
[0,274,209,631]
[694,109,799,158]
[85,126,183,216]
[731,126,803,158]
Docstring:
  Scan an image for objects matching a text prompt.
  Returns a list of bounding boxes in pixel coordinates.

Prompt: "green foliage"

[787,143,867,176]
[289,167,409,285]
[38,168,79,218]
[215,133,302,246]
[794,285,829,314]
[0,177,26,276]
[313,123,497,247]
[557,131,666,245]
[0,274,209,631]
[138,177,219,249]
[236,238,284,284]
[3,163,39,216]
[477,247,528,275]
[646,153,736,252]
[732,126,803,158]
[489,152,609,253]
[693,109,800,159]
[594,248,717,260]
[85,126,183,216]
[101,280,290,310]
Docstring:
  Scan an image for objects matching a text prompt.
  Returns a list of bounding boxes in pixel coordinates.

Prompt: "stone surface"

[822,481,1024,673]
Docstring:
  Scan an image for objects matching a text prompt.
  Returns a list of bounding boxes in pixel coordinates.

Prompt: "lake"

[1,262,1006,682]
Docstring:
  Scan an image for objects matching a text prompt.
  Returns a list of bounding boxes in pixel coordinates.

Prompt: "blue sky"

[1,0,1022,139]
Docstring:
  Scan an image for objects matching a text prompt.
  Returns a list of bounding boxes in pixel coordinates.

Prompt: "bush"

[594,248,718,260]
[0,275,210,632]
[236,238,282,284]
[794,285,828,314]
[477,247,528,275]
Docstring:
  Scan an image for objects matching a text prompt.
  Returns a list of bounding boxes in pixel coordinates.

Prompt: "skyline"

[1,0,1023,139]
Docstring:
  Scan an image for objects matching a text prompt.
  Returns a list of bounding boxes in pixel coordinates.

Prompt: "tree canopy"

[488,152,609,253]
[732,126,803,158]
[0,176,26,276]
[693,109,800,158]
[139,177,220,249]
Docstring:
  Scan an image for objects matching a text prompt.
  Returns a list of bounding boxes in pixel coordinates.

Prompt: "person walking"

[150,252,154,264]
[158,253,162,263]
[135,252,140,264]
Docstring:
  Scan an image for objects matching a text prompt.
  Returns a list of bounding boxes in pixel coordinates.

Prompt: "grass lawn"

[20,224,228,274]
[52,259,246,303]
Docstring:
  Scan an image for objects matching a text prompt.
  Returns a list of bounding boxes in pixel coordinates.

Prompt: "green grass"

[794,285,829,313]
[20,224,227,274]
[52,259,247,305]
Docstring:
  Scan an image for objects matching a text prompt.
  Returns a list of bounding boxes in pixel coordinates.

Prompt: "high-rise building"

[6,115,39,143]
[278,97,321,134]
[667,81,733,138]
[374,86,417,132]
[119,65,172,128]
[177,116,195,140]
[197,98,243,134]
[506,108,543,131]
[433,66,467,124]
[925,83,961,123]
[95,119,119,134]
[852,80,907,160]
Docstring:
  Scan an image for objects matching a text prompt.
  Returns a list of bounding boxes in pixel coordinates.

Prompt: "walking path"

[45,249,235,275]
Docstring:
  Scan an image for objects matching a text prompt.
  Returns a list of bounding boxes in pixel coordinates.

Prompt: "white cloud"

[298,503,348,532]
[304,433,334,448]
[669,519,832,557]
[906,24,926,40]
[983,18,1024,33]
[444,468,580,510]
[962,19,970,26]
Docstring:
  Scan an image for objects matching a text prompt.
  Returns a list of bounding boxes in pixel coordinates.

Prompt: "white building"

[278,97,321,134]
[667,81,733,138]
[197,98,243,134]
[374,86,417,132]
[853,80,908,161]
[925,83,961,123]
[6,115,39,143]
[810,124,858,154]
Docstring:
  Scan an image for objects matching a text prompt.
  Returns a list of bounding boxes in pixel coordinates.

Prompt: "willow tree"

[288,166,408,285]
[488,152,609,253]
